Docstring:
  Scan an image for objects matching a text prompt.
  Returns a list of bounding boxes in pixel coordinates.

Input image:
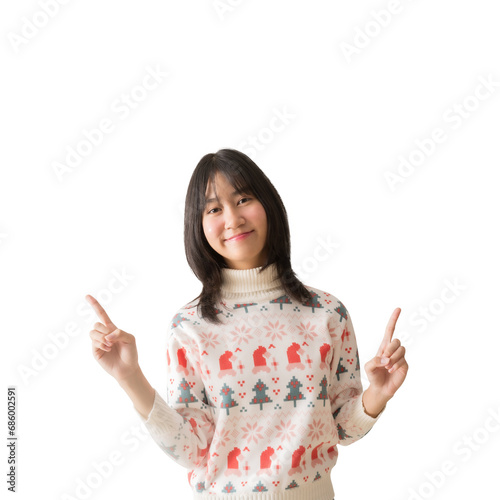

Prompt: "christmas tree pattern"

[171,312,190,329]
[334,300,348,322]
[285,479,299,490]
[194,482,206,493]
[253,481,268,493]
[220,383,238,415]
[249,379,273,410]
[233,302,258,313]
[159,441,179,460]
[157,284,380,497]
[283,376,305,407]
[335,357,348,381]
[269,294,293,310]
[222,482,236,493]
[214,306,224,317]
[316,375,328,407]
[337,422,352,441]
[301,290,324,313]
[178,378,198,407]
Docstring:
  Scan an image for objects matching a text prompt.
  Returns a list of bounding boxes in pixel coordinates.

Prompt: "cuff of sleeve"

[133,388,180,434]
[350,393,386,432]
[133,388,158,423]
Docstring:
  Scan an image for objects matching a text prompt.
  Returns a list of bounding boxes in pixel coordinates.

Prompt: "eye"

[206,197,251,215]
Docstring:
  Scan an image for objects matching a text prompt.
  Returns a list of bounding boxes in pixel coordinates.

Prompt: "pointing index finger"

[377,307,401,357]
[385,307,401,341]
[85,294,115,328]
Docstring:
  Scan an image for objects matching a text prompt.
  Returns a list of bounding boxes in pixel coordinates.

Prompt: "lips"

[226,230,253,241]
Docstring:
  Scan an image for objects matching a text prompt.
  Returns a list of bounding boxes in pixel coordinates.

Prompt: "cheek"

[203,219,220,239]
[202,219,210,237]
[254,205,268,228]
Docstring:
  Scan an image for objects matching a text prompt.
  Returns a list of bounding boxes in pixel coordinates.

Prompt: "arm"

[86,293,214,467]
[362,385,389,418]
[131,318,215,470]
[117,367,156,420]
[362,307,408,416]
[329,303,386,446]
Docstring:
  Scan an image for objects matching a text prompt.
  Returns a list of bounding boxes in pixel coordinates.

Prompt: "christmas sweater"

[134,263,385,499]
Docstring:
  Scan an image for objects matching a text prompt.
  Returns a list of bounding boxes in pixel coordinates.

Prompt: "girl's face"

[202,172,268,270]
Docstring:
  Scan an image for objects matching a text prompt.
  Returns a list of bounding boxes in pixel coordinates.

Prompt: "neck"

[220,262,284,301]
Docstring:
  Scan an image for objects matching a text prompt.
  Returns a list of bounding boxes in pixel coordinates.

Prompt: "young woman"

[87,149,408,499]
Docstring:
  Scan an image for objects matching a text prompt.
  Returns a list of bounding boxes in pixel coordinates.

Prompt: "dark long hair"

[184,148,313,325]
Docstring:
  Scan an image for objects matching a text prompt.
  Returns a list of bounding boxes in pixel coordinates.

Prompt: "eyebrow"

[204,188,249,206]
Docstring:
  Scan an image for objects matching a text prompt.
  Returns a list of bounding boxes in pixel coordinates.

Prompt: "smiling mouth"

[226,231,253,241]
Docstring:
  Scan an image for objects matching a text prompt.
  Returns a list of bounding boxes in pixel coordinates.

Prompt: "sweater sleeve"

[133,323,215,470]
[329,303,385,446]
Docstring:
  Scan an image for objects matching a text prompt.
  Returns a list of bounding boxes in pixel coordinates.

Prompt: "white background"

[1,1,499,499]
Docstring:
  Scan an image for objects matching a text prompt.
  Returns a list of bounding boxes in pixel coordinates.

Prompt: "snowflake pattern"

[229,323,254,345]
[296,321,318,342]
[211,427,232,450]
[263,320,287,342]
[274,418,297,442]
[307,418,326,441]
[152,278,381,497]
[241,421,265,444]
[198,330,220,350]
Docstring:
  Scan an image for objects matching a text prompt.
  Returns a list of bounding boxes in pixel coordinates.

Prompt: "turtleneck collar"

[220,262,284,301]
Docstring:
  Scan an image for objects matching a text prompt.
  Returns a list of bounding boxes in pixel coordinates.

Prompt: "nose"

[224,205,244,230]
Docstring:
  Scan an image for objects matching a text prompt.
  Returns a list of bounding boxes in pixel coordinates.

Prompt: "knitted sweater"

[134,263,385,499]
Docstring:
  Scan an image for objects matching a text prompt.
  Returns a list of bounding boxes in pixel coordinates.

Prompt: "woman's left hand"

[364,307,409,400]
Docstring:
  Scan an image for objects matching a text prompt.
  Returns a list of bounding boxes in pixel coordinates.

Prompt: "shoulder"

[168,297,204,338]
[302,284,351,323]
[163,303,202,360]
[303,283,345,308]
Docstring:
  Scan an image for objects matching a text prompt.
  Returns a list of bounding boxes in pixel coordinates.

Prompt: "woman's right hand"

[86,294,140,383]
